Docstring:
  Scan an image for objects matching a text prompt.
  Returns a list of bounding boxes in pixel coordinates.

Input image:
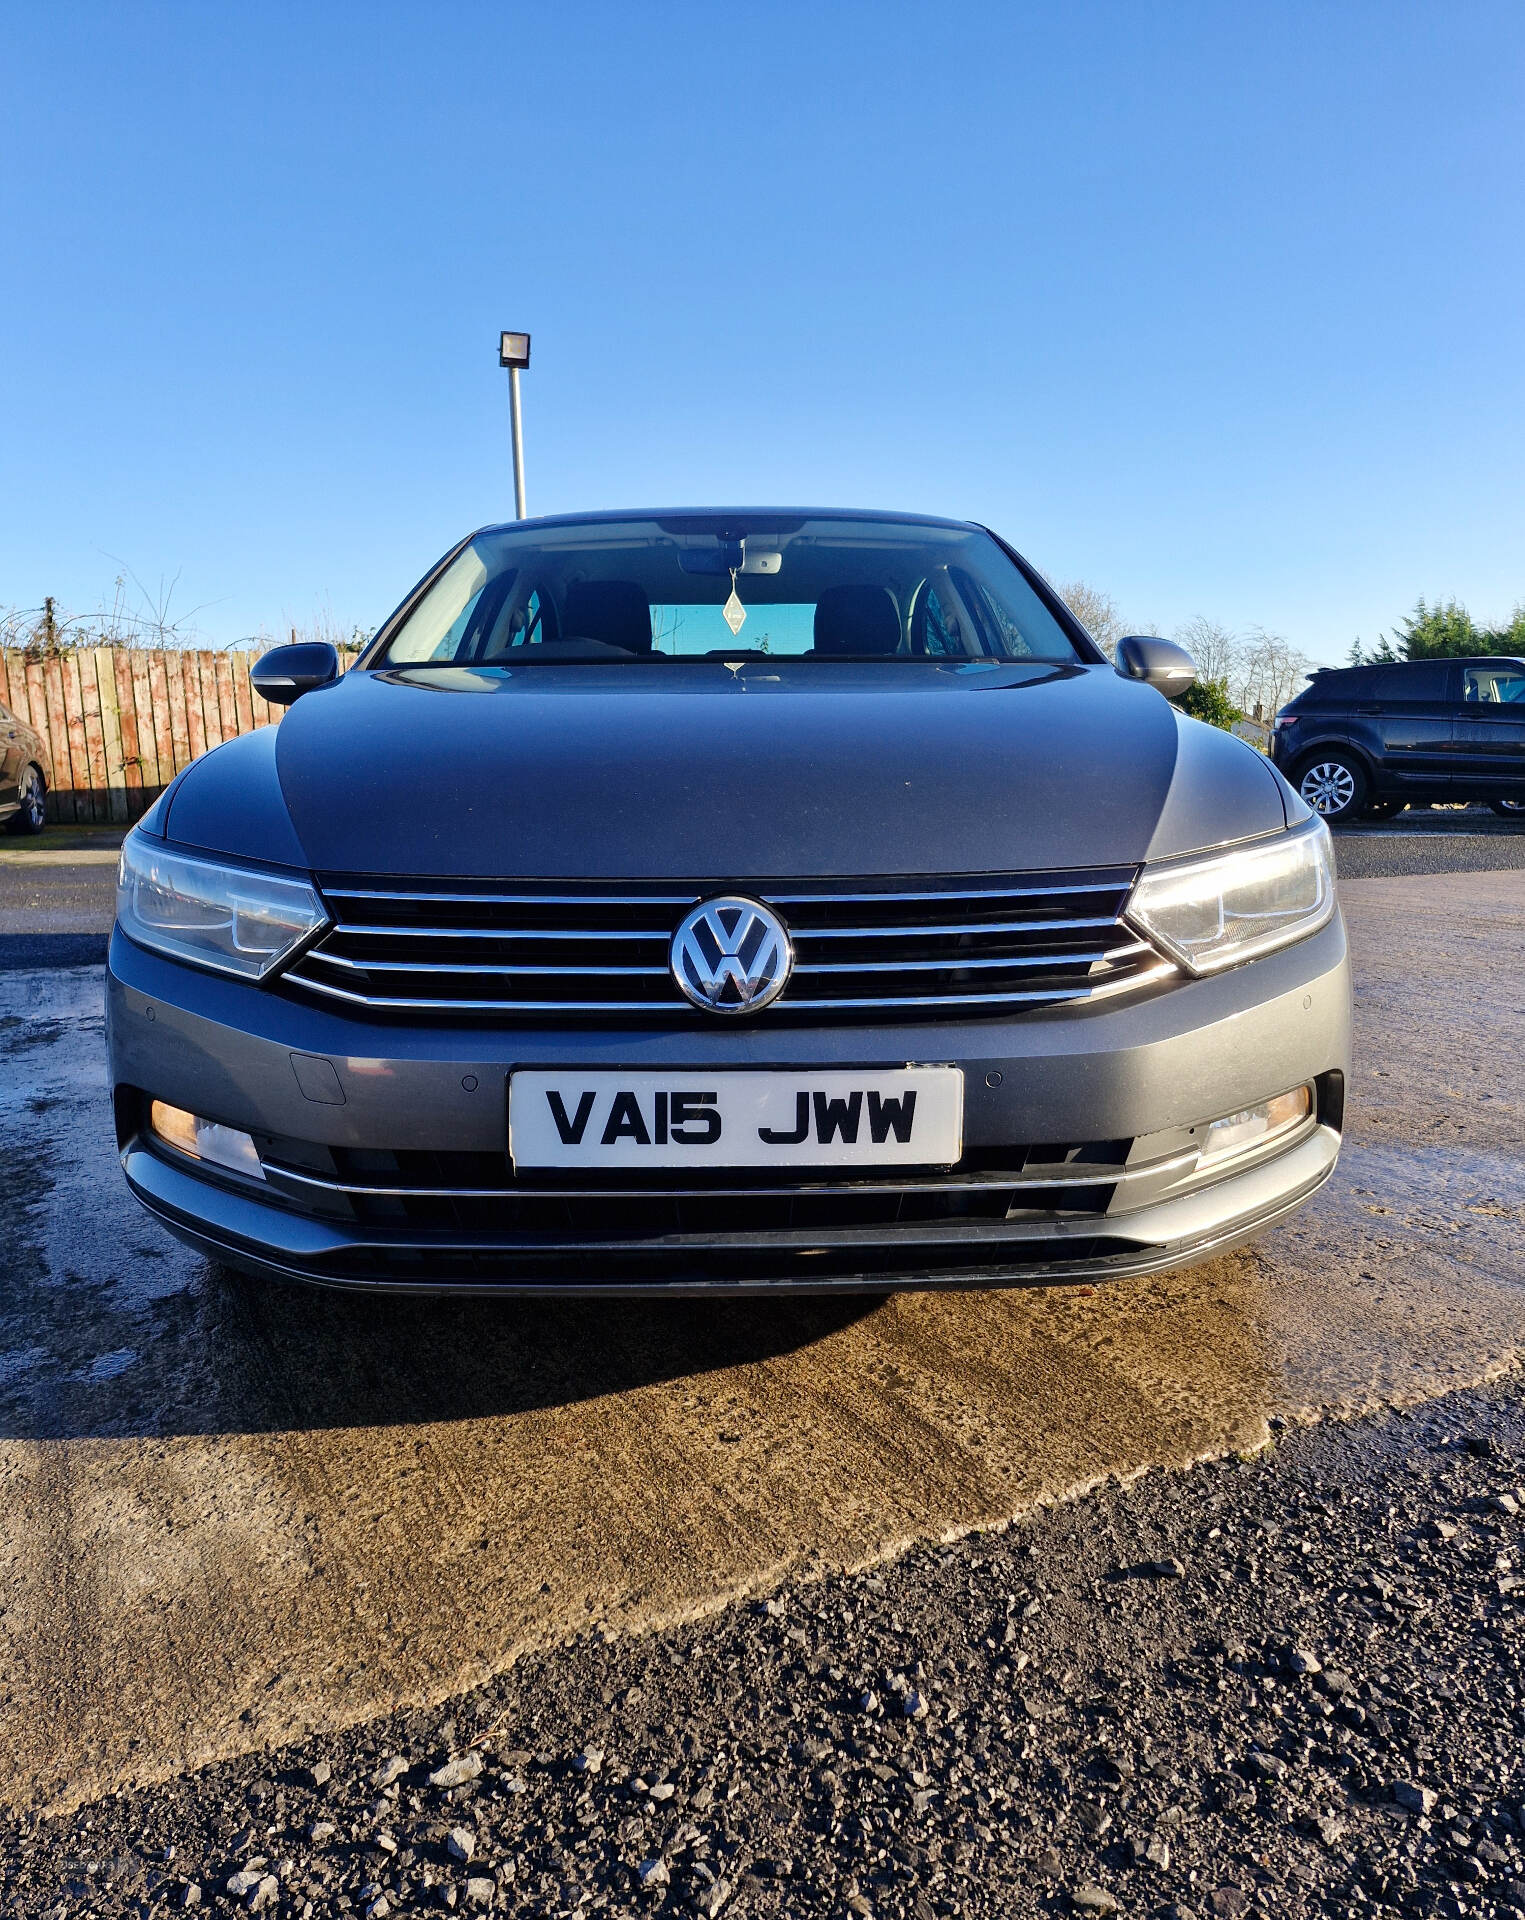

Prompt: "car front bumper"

[106,912,1351,1295]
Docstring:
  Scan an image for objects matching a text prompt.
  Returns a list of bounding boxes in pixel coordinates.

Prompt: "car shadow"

[0,969,884,1443]
[215,1265,883,1435]
[0,934,107,972]
[0,1231,881,1441]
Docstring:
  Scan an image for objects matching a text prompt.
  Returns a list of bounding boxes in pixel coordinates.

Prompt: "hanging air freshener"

[722,566,747,636]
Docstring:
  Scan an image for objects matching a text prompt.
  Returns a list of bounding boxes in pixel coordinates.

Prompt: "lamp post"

[499,330,531,518]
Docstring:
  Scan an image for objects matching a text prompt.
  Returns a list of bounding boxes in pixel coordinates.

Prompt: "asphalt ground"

[0,825,1522,1840]
[0,825,123,970]
[1329,808,1525,879]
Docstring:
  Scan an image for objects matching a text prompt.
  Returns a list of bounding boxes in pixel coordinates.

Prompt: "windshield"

[374,516,1084,667]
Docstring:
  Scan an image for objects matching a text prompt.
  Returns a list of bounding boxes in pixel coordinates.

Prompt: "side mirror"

[1116,634,1197,698]
[251,641,340,707]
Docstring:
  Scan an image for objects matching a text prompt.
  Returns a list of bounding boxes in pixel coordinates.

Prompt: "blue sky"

[2,1,1521,664]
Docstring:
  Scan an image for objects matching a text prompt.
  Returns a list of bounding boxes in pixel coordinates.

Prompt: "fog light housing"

[149,1100,266,1182]
[1199,1086,1312,1169]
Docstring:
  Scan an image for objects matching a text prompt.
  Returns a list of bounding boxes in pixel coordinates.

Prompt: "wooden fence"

[0,646,355,824]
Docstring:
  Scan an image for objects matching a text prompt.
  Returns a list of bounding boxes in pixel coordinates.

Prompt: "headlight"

[116,831,327,980]
[1126,819,1335,975]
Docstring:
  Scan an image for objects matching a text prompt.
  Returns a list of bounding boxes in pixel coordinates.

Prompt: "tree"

[1394,597,1480,659]
[1056,580,1122,659]
[1171,616,1316,720]
[1235,626,1316,720]
[1174,615,1240,688]
[1054,584,1318,716]
[1352,596,1525,664]
[1177,675,1242,732]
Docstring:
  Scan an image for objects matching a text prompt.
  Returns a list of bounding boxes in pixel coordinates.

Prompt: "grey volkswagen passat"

[107,510,1349,1294]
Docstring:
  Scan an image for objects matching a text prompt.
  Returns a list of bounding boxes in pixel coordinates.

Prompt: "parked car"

[0,697,50,834]
[1272,656,1525,822]
[107,509,1349,1295]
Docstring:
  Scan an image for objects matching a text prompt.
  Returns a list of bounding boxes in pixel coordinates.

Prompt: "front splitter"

[121,1126,1341,1296]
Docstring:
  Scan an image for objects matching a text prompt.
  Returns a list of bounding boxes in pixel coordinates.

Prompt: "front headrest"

[562,580,653,654]
[813,585,902,657]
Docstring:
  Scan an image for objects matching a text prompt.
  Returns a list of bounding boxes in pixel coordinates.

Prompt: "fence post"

[93,646,131,822]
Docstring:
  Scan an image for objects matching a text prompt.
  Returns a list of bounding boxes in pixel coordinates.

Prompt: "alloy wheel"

[19,767,45,830]
[1299,761,1357,817]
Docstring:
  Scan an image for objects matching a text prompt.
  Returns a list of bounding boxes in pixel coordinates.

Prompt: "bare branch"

[1173,616,1240,688]
[1056,580,1122,660]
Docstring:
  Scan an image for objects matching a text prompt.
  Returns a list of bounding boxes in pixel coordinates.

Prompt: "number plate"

[508,1069,964,1170]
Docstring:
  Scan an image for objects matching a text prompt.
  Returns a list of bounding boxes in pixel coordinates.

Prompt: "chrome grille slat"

[283,977,1106,1013]
[261,1147,1199,1200]
[764,882,1127,903]
[286,869,1165,1020]
[319,881,1115,906]
[287,976,690,1013]
[331,924,674,942]
[795,916,1126,939]
[321,888,702,907]
[314,915,1124,943]
[303,945,1145,979]
[786,983,1141,1010]
[308,953,667,977]
[795,943,1146,975]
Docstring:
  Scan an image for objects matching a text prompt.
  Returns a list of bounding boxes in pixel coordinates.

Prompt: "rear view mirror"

[676,536,782,576]
[1116,634,1197,698]
[677,539,744,576]
[252,641,340,706]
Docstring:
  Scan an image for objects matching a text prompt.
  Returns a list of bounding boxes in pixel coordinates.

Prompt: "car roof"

[1313,655,1525,674]
[475,506,983,537]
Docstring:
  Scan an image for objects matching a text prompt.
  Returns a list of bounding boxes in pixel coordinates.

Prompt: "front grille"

[283,870,1172,1021]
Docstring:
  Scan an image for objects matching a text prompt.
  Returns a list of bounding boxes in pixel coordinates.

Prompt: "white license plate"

[509,1068,964,1170]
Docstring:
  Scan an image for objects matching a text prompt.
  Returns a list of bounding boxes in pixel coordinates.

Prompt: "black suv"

[1271,656,1525,823]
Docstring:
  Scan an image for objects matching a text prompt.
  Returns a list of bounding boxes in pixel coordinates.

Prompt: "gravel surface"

[7,1372,1525,1920]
